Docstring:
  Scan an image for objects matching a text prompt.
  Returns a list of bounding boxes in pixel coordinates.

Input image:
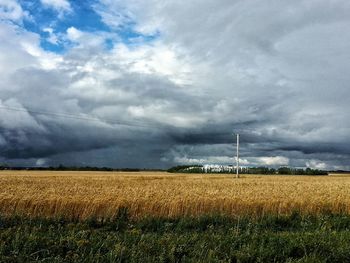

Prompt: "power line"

[0,105,157,129]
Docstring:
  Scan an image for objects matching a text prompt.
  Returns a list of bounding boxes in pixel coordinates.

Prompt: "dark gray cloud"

[0,0,349,170]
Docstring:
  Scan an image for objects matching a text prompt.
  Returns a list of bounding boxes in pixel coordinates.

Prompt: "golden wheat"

[0,171,350,220]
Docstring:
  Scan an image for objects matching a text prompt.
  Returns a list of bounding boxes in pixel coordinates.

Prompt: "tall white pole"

[236,133,240,178]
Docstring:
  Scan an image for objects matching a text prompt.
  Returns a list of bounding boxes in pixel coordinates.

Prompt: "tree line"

[0,164,329,175]
[167,165,328,175]
[0,164,161,172]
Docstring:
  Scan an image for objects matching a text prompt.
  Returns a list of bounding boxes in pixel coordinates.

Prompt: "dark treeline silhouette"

[0,164,164,172]
[167,165,202,173]
[168,165,329,175]
[329,170,350,174]
[0,164,333,175]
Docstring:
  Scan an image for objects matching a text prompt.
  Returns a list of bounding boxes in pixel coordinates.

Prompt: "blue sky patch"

[18,0,159,53]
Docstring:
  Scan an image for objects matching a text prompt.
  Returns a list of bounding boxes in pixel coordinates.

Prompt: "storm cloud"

[0,0,349,169]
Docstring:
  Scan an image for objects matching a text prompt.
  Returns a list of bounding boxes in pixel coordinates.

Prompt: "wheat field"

[0,171,350,220]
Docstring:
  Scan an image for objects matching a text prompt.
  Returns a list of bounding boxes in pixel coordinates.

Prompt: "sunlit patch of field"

[0,171,350,220]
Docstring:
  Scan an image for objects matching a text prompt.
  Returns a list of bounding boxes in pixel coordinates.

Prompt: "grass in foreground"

[2,212,350,262]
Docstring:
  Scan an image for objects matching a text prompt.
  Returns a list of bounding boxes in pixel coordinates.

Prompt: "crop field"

[0,171,349,220]
[2,171,350,262]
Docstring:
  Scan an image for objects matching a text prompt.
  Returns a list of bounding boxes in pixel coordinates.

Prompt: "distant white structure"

[183,164,240,173]
[203,164,235,173]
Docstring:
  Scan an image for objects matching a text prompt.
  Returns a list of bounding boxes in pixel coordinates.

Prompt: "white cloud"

[306,160,327,170]
[41,0,71,11]
[111,43,192,85]
[36,158,48,166]
[0,22,62,91]
[65,26,117,49]
[66,26,82,41]
[127,101,205,128]
[41,0,71,15]
[0,98,45,131]
[0,23,62,70]
[0,0,29,22]
[258,156,290,166]
[43,27,58,44]
[93,0,132,29]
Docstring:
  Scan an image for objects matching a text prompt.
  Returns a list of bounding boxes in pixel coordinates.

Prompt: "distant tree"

[167,165,328,176]
[0,163,9,170]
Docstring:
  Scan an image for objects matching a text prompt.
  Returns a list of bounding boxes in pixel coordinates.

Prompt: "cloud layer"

[0,0,349,169]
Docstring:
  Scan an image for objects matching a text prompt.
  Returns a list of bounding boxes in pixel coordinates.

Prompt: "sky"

[0,0,349,169]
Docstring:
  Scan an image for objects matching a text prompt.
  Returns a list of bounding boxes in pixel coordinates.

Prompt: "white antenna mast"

[236,133,240,178]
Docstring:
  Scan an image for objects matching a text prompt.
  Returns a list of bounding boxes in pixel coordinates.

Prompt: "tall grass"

[2,212,350,262]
